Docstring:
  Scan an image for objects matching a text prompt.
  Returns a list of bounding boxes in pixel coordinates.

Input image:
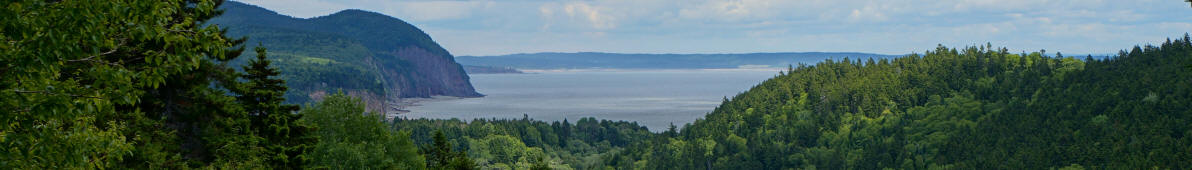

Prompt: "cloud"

[847,5,888,22]
[560,2,617,29]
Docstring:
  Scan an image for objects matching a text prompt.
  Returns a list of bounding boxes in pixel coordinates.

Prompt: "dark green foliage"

[607,36,1192,169]
[531,156,552,170]
[233,46,316,168]
[424,130,453,169]
[422,130,476,170]
[447,154,478,170]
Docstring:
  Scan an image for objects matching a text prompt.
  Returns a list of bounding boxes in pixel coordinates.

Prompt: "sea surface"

[398,69,781,131]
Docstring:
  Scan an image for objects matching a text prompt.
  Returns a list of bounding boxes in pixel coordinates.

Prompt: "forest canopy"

[596,37,1192,169]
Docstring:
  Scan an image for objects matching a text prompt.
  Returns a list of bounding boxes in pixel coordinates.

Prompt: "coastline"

[385,95,468,120]
[518,67,786,73]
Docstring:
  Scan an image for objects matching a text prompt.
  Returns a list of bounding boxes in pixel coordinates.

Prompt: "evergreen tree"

[234,46,316,168]
[447,151,477,170]
[423,130,454,169]
[664,123,679,138]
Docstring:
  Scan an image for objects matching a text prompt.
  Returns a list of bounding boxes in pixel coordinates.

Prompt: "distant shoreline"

[385,96,467,120]
[463,65,524,74]
[519,67,787,73]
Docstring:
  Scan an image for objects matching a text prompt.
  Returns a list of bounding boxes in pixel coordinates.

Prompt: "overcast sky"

[235,0,1192,56]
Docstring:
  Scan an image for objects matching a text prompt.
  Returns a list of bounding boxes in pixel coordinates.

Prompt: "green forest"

[3,0,1191,169]
[600,40,1192,169]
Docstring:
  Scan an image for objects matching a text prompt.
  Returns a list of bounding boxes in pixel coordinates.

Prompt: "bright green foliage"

[300,92,425,169]
[233,46,316,168]
[472,135,528,165]
[607,37,1192,169]
[0,0,263,168]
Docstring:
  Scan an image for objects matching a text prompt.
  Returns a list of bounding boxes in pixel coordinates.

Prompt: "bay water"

[398,69,781,131]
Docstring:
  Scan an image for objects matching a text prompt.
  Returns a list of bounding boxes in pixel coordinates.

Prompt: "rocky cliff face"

[211,1,482,112]
[384,46,481,98]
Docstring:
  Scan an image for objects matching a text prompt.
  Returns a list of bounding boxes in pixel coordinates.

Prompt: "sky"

[236,0,1192,56]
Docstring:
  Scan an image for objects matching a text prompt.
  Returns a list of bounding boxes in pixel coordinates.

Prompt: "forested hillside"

[595,38,1192,169]
[210,1,482,110]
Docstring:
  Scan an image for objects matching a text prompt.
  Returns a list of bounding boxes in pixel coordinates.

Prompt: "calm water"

[399,69,781,131]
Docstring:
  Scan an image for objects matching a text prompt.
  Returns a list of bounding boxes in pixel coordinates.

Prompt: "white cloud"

[562,2,616,29]
[847,5,888,22]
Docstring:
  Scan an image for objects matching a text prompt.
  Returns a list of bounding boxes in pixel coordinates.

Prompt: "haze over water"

[399,69,781,131]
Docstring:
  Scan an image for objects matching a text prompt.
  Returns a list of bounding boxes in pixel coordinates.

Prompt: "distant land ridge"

[457,52,903,69]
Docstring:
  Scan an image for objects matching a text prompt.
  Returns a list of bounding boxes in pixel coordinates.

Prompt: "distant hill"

[210,1,481,111]
[456,52,903,69]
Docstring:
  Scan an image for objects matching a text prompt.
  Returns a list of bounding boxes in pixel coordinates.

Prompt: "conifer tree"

[234,46,316,168]
[424,130,476,170]
[448,151,477,170]
[424,130,453,169]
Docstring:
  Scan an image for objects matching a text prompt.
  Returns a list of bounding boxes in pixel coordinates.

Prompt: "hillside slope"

[606,37,1192,169]
[210,1,481,111]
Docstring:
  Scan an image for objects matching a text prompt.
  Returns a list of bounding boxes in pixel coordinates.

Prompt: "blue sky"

[237,0,1192,56]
